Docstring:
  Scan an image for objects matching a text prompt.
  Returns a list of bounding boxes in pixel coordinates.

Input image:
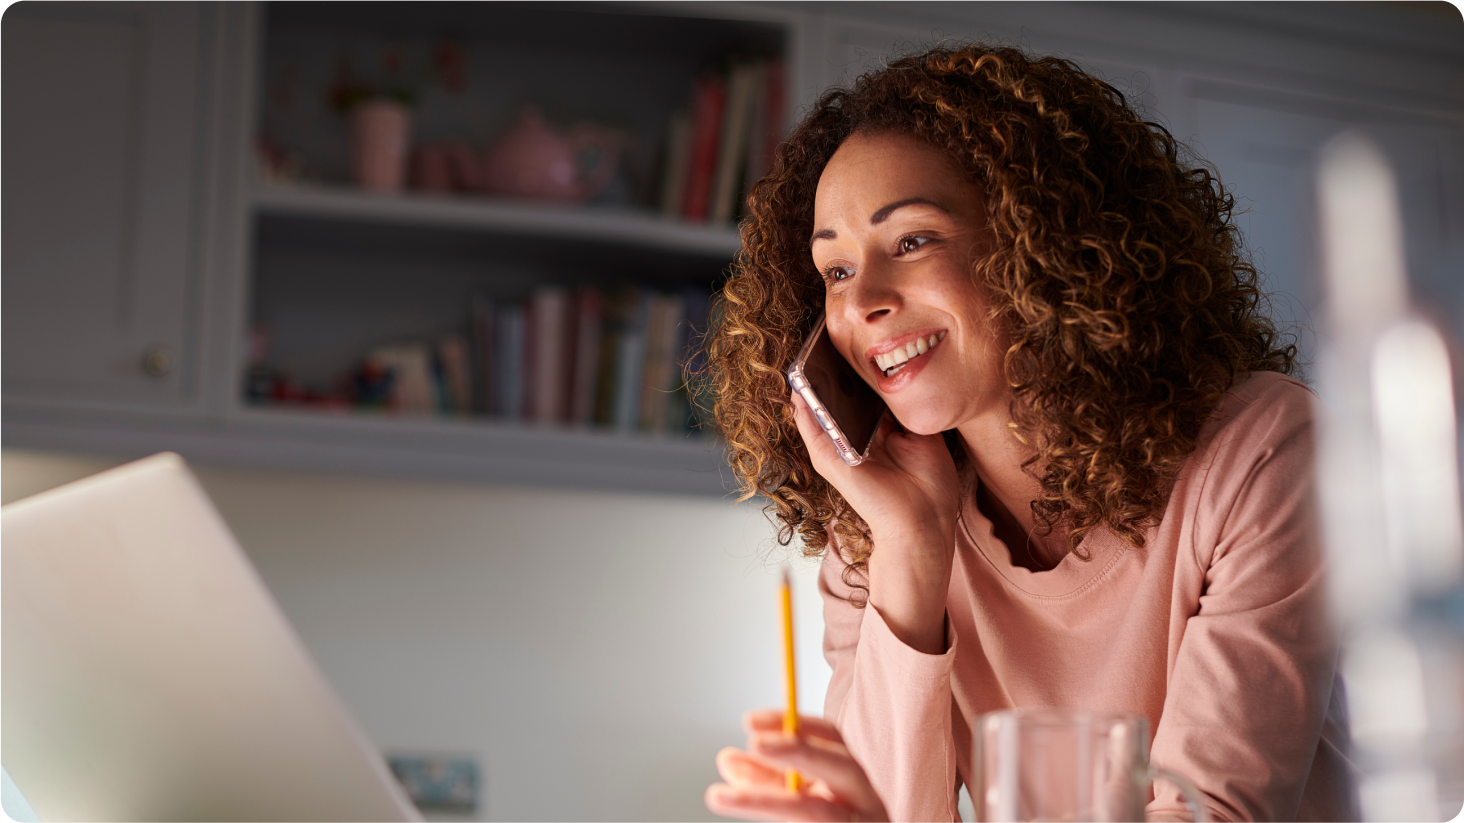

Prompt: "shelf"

[251,183,744,259]
[2,402,737,498]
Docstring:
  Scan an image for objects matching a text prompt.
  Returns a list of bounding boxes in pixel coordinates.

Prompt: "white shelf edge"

[233,404,722,454]
[2,404,739,499]
[250,182,744,258]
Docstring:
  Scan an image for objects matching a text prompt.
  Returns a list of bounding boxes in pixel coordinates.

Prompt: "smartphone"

[787,314,889,466]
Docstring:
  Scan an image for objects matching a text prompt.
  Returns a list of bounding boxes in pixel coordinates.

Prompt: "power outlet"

[386,752,480,813]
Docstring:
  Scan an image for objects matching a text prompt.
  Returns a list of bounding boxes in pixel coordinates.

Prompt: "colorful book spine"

[681,76,727,222]
[528,286,570,424]
[568,286,604,426]
[710,61,763,225]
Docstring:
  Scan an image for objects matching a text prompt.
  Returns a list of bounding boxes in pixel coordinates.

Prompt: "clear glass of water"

[971,708,1209,822]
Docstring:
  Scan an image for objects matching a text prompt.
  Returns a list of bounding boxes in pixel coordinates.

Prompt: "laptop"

[2,452,421,821]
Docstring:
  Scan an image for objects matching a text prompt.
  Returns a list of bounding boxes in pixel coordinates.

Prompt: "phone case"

[786,315,885,467]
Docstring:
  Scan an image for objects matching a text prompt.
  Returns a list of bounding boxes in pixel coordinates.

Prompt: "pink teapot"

[481,107,620,203]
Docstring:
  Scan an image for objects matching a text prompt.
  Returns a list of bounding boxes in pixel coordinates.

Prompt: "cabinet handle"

[142,347,174,378]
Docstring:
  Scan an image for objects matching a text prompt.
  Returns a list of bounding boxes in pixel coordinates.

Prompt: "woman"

[702,44,1355,822]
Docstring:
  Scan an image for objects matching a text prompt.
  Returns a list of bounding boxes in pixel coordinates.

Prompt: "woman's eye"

[824,266,853,283]
[897,235,930,254]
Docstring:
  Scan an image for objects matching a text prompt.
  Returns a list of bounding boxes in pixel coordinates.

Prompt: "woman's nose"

[847,261,901,323]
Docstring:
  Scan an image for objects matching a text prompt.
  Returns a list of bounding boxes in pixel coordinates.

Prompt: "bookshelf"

[233,1,795,494]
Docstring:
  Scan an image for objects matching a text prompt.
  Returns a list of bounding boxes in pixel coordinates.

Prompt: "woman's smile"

[869,329,948,392]
[868,329,948,377]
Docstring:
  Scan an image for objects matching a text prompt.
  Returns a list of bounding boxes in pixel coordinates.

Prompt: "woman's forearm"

[866,526,953,655]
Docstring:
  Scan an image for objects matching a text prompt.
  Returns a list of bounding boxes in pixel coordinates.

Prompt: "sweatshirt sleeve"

[1148,382,1341,822]
[820,545,961,822]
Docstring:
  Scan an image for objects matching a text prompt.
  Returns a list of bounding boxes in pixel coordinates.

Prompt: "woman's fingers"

[747,732,887,818]
[789,390,850,481]
[715,746,785,789]
[708,714,888,822]
[706,782,868,823]
[742,709,844,743]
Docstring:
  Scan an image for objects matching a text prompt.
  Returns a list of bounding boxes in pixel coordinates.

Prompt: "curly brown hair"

[706,43,1297,588]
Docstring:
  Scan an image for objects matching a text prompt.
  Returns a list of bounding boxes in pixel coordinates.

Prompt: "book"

[436,334,473,415]
[673,287,714,433]
[639,292,686,432]
[470,296,496,415]
[742,63,770,207]
[681,75,727,222]
[495,303,526,421]
[710,61,763,225]
[658,109,693,219]
[568,286,604,426]
[528,286,570,424]
[606,288,653,432]
[743,59,784,213]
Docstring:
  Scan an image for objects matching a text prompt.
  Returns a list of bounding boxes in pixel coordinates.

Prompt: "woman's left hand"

[705,709,889,822]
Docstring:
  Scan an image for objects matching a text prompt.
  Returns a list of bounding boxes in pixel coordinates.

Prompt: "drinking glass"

[971,708,1209,822]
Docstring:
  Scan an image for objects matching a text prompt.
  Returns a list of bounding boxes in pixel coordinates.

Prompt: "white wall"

[0,449,832,822]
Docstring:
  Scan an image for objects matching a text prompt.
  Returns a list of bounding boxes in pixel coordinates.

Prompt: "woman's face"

[812,131,1008,436]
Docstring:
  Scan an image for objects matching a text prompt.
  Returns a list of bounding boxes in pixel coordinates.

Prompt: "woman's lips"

[875,336,942,393]
[870,330,948,376]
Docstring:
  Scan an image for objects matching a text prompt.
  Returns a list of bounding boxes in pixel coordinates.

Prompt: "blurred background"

[3,2,1462,820]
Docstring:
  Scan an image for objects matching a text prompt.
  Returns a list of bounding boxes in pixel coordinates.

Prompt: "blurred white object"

[1,453,421,821]
[1315,132,1464,822]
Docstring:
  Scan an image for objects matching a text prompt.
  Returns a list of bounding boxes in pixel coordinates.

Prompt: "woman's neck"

[958,415,1068,571]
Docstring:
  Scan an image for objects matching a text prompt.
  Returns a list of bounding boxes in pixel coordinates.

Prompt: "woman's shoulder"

[1178,370,1318,519]
[1202,370,1316,452]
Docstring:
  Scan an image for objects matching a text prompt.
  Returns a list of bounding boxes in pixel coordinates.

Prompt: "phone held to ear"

[787,314,889,466]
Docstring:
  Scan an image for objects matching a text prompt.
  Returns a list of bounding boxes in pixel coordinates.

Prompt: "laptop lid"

[2,452,421,821]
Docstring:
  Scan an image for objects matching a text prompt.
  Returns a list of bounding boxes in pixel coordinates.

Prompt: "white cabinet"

[2,2,211,409]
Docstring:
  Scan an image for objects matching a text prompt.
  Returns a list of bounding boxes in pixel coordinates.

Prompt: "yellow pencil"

[781,566,803,793]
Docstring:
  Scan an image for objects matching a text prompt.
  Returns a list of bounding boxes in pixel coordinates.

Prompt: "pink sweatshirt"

[820,371,1357,822]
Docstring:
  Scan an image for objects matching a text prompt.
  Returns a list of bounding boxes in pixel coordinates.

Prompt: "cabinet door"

[2,2,208,410]
[1186,85,1464,365]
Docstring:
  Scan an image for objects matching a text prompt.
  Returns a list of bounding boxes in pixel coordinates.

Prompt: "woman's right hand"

[791,391,959,654]
[705,709,890,823]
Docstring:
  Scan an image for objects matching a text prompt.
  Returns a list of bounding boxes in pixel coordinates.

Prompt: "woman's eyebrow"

[810,198,949,247]
[870,197,947,224]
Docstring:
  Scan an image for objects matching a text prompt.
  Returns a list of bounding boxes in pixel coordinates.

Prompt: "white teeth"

[877,331,946,376]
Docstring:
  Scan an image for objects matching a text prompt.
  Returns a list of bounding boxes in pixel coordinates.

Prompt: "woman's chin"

[890,409,958,437]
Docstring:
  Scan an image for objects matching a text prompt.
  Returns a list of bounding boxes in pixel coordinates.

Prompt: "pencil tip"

[782,564,792,587]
